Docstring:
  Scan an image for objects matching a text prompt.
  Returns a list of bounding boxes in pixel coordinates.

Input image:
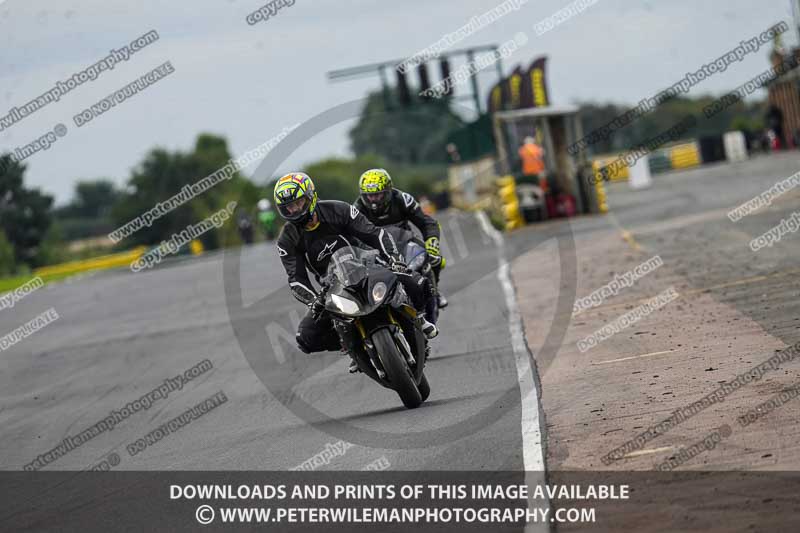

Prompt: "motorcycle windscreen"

[384,223,414,244]
[404,241,426,265]
[326,246,369,287]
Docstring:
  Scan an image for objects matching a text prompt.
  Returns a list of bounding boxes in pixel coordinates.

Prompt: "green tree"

[63,180,120,218]
[574,102,628,154]
[300,154,444,204]
[54,179,121,240]
[112,134,250,250]
[303,155,386,203]
[576,95,767,155]
[0,229,15,276]
[35,223,68,267]
[0,154,54,268]
[730,113,764,133]
[350,90,465,165]
[111,148,198,247]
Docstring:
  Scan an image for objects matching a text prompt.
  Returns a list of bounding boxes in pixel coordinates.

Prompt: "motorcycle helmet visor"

[362,190,390,212]
[366,191,388,204]
[277,196,310,221]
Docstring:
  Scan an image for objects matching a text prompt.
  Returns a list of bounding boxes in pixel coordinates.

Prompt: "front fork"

[332,317,386,380]
[341,307,419,382]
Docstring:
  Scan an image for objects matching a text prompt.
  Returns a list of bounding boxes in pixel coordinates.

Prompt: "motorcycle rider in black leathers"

[273,172,438,372]
[353,168,448,311]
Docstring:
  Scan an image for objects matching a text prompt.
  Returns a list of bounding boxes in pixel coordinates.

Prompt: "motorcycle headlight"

[331,293,361,315]
[372,282,388,303]
[408,252,426,271]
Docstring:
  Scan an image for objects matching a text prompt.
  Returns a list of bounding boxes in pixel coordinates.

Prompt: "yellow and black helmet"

[358,168,393,216]
[273,172,318,225]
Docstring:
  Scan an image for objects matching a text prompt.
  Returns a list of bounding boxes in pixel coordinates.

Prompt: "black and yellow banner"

[487,56,549,113]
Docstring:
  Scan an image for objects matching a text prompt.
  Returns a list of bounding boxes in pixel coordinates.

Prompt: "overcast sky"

[0,0,795,204]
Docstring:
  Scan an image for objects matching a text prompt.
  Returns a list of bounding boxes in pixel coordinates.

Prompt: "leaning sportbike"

[315,245,431,409]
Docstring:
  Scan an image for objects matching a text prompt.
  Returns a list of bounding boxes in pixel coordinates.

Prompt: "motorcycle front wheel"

[372,327,424,409]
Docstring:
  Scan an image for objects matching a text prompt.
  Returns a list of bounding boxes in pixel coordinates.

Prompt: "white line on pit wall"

[475,211,551,533]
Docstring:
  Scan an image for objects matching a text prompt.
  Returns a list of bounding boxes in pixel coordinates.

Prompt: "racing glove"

[310,283,330,321]
[425,236,442,267]
[389,255,409,274]
[310,296,326,321]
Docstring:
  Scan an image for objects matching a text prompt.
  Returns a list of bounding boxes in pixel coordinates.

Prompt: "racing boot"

[341,345,360,373]
[336,323,361,373]
[432,259,448,309]
[437,292,448,309]
[348,357,360,373]
[418,313,439,339]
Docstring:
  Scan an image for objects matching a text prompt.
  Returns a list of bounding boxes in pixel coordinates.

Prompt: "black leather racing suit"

[354,189,443,316]
[353,189,440,242]
[276,200,428,354]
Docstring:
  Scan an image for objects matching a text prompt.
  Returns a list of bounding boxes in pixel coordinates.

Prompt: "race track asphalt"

[0,210,539,474]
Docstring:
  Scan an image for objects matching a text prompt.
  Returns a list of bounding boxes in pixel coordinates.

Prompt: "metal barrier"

[591,140,703,183]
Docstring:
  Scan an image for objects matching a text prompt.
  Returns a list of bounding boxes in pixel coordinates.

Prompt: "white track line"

[592,350,676,365]
[622,446,673,459]
[475,211,550,533]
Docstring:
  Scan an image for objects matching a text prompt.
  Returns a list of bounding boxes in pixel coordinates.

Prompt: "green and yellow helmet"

[358,168,393,216]
[273,172,318,225]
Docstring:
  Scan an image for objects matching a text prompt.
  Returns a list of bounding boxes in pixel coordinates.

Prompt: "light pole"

[792,0,800,47]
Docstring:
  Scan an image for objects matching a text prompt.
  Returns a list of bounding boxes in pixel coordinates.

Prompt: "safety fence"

[0,246,148,295]
[591,140,704,184]
[33,246,147,278]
